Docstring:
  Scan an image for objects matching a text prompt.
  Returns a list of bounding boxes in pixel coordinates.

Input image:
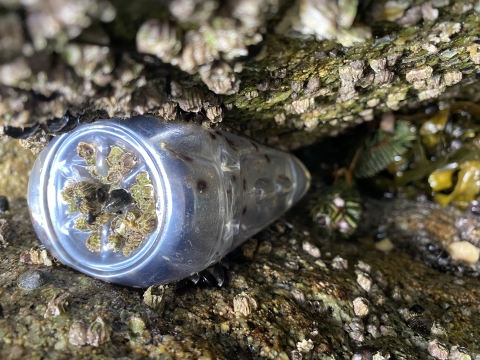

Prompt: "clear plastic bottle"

[28,116,310,287]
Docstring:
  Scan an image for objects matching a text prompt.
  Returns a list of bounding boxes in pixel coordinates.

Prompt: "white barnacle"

[233,292,258,317]
[86,316,111,347]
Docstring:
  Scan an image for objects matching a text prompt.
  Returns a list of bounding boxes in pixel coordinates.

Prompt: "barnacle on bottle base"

[28,116,310,287]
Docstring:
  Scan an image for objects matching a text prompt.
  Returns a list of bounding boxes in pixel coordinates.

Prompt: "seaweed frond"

[354,121,416,178]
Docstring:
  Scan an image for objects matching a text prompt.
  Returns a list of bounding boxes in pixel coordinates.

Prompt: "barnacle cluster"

[276,0,371,47]
[61,142,156,256]
[135,0,281,94]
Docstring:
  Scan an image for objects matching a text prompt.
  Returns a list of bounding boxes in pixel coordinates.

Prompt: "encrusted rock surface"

[2,0,480,149]
[1,183,480,358]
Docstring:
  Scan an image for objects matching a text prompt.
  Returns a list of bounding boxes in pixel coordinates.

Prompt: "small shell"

[143,285,167,313]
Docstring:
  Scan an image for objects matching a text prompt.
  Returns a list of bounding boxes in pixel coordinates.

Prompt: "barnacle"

[44,293,69,318]
[77,142,96,165]
[86,317,111,347]
[86,233,101,252]
[276,0,371,47]
[106,234,122,252]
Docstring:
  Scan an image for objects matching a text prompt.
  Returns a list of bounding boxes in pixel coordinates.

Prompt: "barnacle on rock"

[136,20,182,62]
[276,0,371,47]
[171,82,204,113]
[19,130,53,156]
[62,44,114,87]
[169,0,218,24]
[24,0,116,51]
[69,320,88,346]
[135,0,277,94]
[44,292,69,318]
[143,285,167,313]
[77,142,96,165]
[156,102,179,121]
[86,316,111,347]
[20,247,54,266]
[199,62,240,96]
[233,292,258,317]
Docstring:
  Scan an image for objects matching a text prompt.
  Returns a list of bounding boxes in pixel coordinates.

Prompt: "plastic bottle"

[28,116,310,287]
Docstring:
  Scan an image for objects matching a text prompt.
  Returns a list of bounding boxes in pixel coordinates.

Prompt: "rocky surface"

[2,0,480,359]
[1,171,480,358]
[1,0,480,149]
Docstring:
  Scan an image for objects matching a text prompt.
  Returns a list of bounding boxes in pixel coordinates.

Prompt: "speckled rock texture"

[1,0,480,149]
[1,192,480,359]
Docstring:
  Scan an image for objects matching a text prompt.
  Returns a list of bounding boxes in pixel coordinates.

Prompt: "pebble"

[257,241,272,254]
[332,255,348,270]
[302,241,321,258]
[296,339,314,353]
[446,241,480,264]
[17,269,51,290]
[375,238,394,252]
[356,261,371,273]
[428,339,449,360]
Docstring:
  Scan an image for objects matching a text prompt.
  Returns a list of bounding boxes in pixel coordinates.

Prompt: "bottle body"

[28,116,310,287]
